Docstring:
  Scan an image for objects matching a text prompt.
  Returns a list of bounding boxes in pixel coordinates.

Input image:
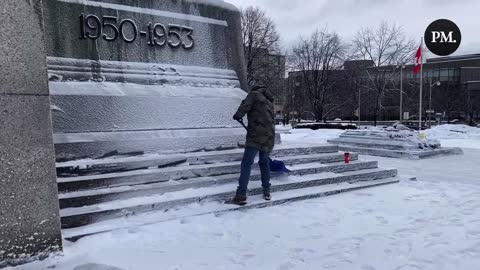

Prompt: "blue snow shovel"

[236,119,291,173]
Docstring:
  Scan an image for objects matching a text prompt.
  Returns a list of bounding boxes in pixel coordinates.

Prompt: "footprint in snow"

[322,262,337,269]
[211,232,225,238]
[276,261,296,270]
[74,264,125,270]
[127,227,141,234]
[376,216,389,225]
[338,236,364,243]
[395,264,423,270]
[423,241,449,248]
[429,232,443,238]
[291,247,304,253]
[328,243,345,250]
[355,192,373,197]
[179,218,190,224]
[242,254,256,259]
[466,230,480,237]
[394,228,416,235]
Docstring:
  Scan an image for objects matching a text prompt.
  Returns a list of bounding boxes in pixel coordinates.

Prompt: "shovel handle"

[237,119,248,130]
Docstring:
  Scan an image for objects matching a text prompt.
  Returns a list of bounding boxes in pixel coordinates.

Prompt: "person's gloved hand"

[233,114,242,121]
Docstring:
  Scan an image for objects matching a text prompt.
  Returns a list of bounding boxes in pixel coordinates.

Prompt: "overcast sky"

[224,0,479,57]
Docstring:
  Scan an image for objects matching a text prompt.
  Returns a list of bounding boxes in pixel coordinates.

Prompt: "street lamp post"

[398,64,406,122]
[428,80,441,128]
[358,86,361,127]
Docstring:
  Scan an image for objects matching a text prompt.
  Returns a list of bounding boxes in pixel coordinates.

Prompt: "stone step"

[56,145,339,176]
[57,152,358,193]
[337,146,414,158]
[60,167,397,229]
[58,160,378,208]
[62,177,400,242]
[336,145,463,159]
[328,138,416,150]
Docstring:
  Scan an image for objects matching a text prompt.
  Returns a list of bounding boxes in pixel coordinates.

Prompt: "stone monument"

[328,124,463,159]
[0,0,62,266]
[45,0,248,161]
[1,0,248,265]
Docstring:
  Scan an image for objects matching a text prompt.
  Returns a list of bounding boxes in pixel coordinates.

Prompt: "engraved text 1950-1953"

[79,13,194,49]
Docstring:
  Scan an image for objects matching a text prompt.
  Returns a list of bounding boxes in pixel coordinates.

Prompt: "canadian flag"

[414,45,422,74]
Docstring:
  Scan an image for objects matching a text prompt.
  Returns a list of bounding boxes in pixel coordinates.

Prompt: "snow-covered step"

[336,145,463,159]
[56,145,339,176]
[58,160,378,208]
[63,177,400,242]
[57,152,359,193]
[60,167,397,229]
[329,138,414,151]
[328,130,463,159]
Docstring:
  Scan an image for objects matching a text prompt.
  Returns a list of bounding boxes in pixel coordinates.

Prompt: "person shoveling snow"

[236,119,291,173]
[229,85,288,205]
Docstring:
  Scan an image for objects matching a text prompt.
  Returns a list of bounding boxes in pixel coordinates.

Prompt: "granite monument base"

[0,0,62,266]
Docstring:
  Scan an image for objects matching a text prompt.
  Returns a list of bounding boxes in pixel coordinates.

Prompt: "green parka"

[234,86,276,152]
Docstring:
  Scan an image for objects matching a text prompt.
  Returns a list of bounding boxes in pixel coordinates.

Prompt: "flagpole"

[419,38,423,132]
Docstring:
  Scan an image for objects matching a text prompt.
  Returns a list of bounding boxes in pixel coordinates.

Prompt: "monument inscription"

[79,13,195,49]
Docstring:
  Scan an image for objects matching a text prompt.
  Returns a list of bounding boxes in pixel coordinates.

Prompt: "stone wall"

[0,0,62,266]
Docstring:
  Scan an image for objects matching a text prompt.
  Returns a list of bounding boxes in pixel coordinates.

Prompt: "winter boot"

[263,190,272,201]
[231,194,247,206]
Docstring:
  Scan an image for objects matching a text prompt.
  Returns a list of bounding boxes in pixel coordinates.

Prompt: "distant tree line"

[240,6,478,125]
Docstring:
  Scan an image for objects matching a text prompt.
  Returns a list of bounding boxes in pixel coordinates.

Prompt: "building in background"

[246,48,287,124]
[284,54,480,125]
[401,54,480,125]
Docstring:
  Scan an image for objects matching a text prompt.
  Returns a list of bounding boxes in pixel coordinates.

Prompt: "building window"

[440,68,449,79]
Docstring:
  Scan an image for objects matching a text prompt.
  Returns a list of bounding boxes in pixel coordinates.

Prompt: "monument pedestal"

[0,0,62,266]
[42,0,249,161]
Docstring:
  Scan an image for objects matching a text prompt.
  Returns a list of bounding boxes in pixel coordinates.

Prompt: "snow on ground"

[281,128,345,146]
[13,177,480,270]
[424,124,480,149]
[362,148,479,185]
[280,123,480,150]
[8,125,480,270]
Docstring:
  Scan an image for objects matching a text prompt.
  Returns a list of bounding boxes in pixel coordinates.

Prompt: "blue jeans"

[236,147,271,197]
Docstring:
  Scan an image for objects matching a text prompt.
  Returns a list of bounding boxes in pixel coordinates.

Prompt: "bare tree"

[352,21,415,125]
[241,6,281,86]
[463,87,480,126]
[290,28,347,122]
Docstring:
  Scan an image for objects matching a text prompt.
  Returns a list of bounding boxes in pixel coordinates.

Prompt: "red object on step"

[344,152,351,164]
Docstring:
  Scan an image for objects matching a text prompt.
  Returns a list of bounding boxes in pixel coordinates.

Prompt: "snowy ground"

[424,124,480,149]
[9,125,480,270]
[281,128,345,146]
